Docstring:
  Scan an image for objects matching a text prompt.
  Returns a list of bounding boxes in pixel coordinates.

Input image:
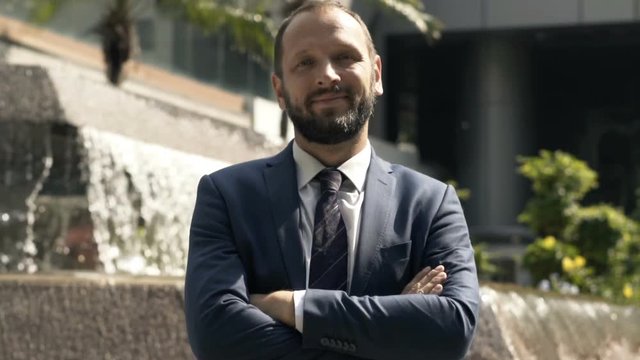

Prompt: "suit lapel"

[263,143,306,290]
[351,152,396,295]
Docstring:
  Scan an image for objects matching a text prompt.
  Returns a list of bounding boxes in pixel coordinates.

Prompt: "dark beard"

[284,85,375,145]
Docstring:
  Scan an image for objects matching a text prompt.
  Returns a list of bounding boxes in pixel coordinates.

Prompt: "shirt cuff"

[293,289,306,333]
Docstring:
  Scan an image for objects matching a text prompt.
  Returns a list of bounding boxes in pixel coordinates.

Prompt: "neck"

[294,125,369,167]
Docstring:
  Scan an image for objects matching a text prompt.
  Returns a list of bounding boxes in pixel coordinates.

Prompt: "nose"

[316,60,341,87]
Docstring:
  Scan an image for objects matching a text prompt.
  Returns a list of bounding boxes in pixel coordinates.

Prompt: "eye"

[334,53,357,65]
[296,58,314,68]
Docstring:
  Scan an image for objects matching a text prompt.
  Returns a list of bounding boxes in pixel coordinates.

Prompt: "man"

[185,1,479,359]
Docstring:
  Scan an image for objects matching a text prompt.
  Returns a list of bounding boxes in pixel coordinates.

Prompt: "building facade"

[362,0,640,233]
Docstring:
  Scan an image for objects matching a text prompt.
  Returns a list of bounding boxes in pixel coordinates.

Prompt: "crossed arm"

[185,176,479,360]
[250,265,448,329]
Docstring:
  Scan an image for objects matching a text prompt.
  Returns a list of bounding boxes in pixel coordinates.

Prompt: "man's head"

[272,0,384,145]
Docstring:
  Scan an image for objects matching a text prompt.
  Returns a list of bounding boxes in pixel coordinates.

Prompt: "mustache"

[305,85,353,106]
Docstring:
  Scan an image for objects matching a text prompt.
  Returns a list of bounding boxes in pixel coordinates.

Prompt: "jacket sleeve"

[185,175,363,360]
[301,185,480,360]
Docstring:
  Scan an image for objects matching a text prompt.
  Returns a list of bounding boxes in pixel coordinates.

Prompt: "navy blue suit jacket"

[185,142,479,360]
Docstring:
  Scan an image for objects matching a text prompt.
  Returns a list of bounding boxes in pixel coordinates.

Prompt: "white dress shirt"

[291,140,371,333]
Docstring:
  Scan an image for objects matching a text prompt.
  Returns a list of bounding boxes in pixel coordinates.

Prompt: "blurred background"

[1,1,639,358]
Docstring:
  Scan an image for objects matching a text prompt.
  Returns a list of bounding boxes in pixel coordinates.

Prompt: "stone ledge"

[1,275,639,359]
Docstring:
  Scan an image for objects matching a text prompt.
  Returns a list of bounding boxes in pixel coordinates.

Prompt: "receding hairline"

[274,1,376,78]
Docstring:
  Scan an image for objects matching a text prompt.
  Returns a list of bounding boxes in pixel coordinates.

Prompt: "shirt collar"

[292,140,371,193]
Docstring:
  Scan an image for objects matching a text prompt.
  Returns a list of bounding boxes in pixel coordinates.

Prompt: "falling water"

[0,122,53,273]
[79,127,228,275]
[475,287,640,359]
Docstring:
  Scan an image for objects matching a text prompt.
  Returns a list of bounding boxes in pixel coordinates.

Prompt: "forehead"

[281,8,369,58]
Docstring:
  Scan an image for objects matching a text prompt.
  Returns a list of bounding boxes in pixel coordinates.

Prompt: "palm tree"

[11,0,441,84]
[8,0,137,85]
[91,0,136,85]
[157,0,442,66]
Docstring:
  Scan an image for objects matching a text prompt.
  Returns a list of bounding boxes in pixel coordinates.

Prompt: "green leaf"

[363,0,443,41]
[27,0,70,25]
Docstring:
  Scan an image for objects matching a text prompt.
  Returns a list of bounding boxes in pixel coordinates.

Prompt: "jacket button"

[320,338,329,347]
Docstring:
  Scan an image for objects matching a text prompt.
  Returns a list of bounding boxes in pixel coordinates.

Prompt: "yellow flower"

[574,256,586,268]
[540,236,557,250]
[562,256,575,273]
[623,284,634,299]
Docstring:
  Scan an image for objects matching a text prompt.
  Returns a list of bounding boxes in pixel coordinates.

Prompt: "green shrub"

[517,150,598,237]
[523,236,582,285]
[517,150,639,304]
[570,205,638,274]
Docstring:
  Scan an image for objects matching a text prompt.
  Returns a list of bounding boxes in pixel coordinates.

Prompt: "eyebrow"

[290,42,361,59]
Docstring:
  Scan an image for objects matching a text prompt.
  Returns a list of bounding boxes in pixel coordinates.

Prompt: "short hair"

[273,0,377,79]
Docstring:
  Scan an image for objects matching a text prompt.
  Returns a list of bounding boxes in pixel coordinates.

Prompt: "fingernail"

[436,265,445,271]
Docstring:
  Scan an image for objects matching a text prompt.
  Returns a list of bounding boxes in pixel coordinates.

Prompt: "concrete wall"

[1,275,639,359]
[0,274,191,360]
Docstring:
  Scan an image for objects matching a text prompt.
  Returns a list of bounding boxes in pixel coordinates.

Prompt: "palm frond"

[364,0,443,41]
[157,0,276,65]
[25,0,71,25]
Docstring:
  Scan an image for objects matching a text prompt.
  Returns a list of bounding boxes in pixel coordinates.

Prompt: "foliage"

[156,0,277,67]
[518,150,640,304]
[473,243,498,281]
[517,150,598,237]
[570,205,638,274]
[446,180,470,202]
[155,0,442,66]
[27,0,68,24]
[523,236,578,284]
[12,0,442,82]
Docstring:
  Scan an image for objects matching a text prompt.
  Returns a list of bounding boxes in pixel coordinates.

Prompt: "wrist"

[276,290,295,327]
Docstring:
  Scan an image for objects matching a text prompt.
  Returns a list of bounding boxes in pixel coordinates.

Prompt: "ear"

[271,73,286,110]
[373,55,383,96]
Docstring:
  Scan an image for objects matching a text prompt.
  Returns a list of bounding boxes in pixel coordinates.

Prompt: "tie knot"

[315,168,343,192]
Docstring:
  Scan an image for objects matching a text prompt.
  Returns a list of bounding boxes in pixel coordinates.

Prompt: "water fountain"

[0,44,280,275]
[0,44,639,359]
[0,64,230,275]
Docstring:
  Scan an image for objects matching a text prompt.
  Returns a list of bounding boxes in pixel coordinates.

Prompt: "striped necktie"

[309,168,348,291]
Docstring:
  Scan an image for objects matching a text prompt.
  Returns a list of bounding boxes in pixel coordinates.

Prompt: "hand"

[250,291,295,328]
[401,265,447,295]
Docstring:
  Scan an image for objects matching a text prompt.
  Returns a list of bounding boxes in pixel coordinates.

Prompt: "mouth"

[310,94,349,105]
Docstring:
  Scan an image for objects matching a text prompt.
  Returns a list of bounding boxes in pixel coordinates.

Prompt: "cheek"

[346,68,372,93]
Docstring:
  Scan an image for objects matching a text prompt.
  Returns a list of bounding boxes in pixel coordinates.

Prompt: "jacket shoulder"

[388,162,448,191]
[206,143,290,180]
[208,156,269,179]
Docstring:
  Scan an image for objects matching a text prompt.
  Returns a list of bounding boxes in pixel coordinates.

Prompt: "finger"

[420,272,447,294]
[430,284,443,295]
[416,266,445,288]
[402,266,431,293]
[411,266,432,286]
[425,266,445,283]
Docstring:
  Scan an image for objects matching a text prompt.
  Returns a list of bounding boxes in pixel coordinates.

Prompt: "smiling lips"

[311,94,349,104]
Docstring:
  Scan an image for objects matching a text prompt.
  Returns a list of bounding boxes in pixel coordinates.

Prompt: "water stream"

[1,124,227,275]
[474,286,640,359]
